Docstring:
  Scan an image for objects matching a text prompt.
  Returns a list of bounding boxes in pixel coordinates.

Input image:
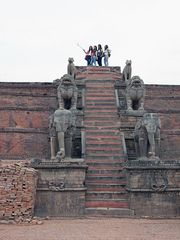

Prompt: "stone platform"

[31,159,88,217]
[126,160,180,217]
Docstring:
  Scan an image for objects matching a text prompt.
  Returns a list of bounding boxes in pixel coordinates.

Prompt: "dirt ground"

[0,218,180,240]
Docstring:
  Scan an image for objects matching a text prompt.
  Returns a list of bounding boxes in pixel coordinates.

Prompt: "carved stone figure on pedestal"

[57,74,78,110]
[126,76,145,111]
[49,109,73,161]
[122,60,132,82]
[49,73,78,161]
[134,113,161,160]
[67,57,76,80]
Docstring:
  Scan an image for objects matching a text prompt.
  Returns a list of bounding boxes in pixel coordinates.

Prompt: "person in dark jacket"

[97,44,103,66]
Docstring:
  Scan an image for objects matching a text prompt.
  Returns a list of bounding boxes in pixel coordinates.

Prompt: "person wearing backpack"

[103,45,111,66]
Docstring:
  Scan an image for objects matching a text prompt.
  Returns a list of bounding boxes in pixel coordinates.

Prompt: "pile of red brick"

[0,162,38,223]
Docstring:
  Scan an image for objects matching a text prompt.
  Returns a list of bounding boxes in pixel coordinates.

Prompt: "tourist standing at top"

[103,45,111,66]
[91,46,97,66]
[84,46,93,66]
[97,44,103,66]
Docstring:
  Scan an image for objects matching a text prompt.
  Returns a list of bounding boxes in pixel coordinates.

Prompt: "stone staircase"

[83,67,133,216]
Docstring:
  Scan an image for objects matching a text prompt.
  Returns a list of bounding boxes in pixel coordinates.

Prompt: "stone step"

[85,129,119,133]
[86,153,123,158]
[86,191,127,200]
[85,137,121,142]
[88,165,123,171]
[86,143,122,149]
[86,96,115,100]
[86,84,113,88]
[86,80,113,83]
[85,129,120,135]
[85,155,125,161]
[86,140,121,145]
[85,109,117,113]
[85,207,134,217]
[85,200,129,208]
[85,162,124,168]
[85,92,115,96]
[85,135,121,139]
[86,98,116,106]
[87,169,122,175]
[86,172,124,178]
[86,102,116,106]
[84,120,118,126]
[87,183,126,192]
[86,146,122,150]
[85,102,116,106]
[85,113,117,117]
[86,149,122,155]
[86,76,119,80]
[85,116,117,121]
[85,103,116,107]
[85,126,118,131]
[85,129,120,136]
[86,141,121,146]
[86,90,115,95]
[86,176,125,182]
[85,106,117,110]
[85,66,114,71]
[87,172,125,179]
[86,178,125,185]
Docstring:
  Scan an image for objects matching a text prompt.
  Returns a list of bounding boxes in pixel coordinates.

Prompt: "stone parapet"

[31,159,88,217]
[126,160,180,217]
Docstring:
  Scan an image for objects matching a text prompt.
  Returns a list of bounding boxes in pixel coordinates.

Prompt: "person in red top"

[91,45,97,66]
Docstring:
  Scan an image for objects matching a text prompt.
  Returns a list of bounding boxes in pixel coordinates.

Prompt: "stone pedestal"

[31,159,87,217]
[126,160,180,218]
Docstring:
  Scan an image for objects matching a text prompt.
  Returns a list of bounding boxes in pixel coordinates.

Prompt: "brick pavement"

[0,218,180,240]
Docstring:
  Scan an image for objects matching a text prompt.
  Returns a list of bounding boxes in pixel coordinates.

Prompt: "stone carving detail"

[134,113,161,160]
[49,74,78,161]
[122,60,132,82]
[57,74,78,110]
[48,179,65,191]
[150,170,168,192]
[126,76,145,111]
[38,179,65,190]
[67,57,76,80]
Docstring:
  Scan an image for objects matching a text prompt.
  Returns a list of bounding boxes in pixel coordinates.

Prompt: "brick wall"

[0,162,38,223]
[0,69,179,161]
[0,81,83,160]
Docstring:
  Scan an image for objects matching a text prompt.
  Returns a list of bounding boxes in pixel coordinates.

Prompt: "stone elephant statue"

[134,113,161,160]
[49,109,73,161]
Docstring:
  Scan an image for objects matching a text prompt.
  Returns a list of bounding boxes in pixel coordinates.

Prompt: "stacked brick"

[0,162,38,223]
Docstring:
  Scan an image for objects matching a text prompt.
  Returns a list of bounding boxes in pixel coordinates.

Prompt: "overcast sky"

[0,0,180,85]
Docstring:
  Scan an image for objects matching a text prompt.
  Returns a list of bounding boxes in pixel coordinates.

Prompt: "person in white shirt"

[103,45,111,66]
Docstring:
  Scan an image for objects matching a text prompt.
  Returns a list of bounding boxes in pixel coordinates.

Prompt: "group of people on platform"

[83,44,111,67]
